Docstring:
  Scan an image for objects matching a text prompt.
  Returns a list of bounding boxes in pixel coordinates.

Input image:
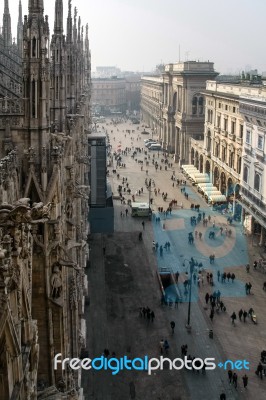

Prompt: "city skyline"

[3,0,266,74]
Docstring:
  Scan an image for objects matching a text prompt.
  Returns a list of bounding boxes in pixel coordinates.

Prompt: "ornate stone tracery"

[0,0,91,398]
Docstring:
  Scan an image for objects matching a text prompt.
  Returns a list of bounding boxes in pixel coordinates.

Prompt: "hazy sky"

[3,0,266,74]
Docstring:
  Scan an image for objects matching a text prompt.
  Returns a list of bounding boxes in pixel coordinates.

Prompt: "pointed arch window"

[32,79,36,118]
[32,37,37,57]
[56,76,59,100]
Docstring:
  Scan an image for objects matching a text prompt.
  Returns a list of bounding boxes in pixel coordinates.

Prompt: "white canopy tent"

[198,183,217,191]
[194,177,211,183]
[190,173,210,179]
[183,167,198,174]
[204,190,222,197]
[209,194,227,203]
[189,173,210,183]
[182,164,196,169]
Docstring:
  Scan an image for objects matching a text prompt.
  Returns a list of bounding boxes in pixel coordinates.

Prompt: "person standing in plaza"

[159,339,164,354]
[170,321,175,334]
[232,372,238,388]
[228,369,233,383]
[231,312,237,325]
[242,374,248,388]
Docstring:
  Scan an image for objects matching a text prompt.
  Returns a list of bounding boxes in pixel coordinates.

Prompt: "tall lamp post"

[183,257,196,331]
[148,179,152,220]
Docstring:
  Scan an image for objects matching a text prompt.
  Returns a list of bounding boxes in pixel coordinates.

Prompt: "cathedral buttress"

[3,0,12,48]
[50,0,66,133]
[23,0,50,156]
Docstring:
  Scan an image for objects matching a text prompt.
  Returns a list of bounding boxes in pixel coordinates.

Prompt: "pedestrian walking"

[232,372,238,388]
[243,310,248,322]
[205,292,210,304]
[256,362,263,379]
[181,344,188,357]
[150,311,155,322]
[242,374,248,388]
[245,282,249,295]
[164,339,169,354]
[220,393,226,400]
[159,339,164,354]
[210,309,214,322]
[238,309,243,321]
[170,321,175,334]
[228,369,233,383]
[142,221,145,230]
[231,312,237,325]
[217,270,220,281]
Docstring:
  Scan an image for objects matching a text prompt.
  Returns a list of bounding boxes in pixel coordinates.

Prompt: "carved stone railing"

[0,97,24,115]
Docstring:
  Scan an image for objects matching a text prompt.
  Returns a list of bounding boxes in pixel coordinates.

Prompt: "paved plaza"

[82,119,266,400]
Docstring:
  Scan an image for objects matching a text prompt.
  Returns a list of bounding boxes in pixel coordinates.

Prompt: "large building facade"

[191,80,244,196]
[191,78,266,245]
[141,61,218,162]
[0,1,91,399]
[91,77,126,115]
[91,75,141,115]
[238,93,266,243]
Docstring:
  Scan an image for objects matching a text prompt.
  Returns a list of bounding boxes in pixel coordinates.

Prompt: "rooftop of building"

[140,75,163,82]
[92,76,125,81]
[164,60,216,73]
[201,79,266,101]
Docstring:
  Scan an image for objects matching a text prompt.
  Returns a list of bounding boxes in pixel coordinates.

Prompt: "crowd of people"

[103,117,265,397]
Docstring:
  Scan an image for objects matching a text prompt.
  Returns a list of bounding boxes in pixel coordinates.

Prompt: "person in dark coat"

[242,374,248,388]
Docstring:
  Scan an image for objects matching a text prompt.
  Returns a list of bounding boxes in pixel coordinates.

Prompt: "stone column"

[174,126,180,162]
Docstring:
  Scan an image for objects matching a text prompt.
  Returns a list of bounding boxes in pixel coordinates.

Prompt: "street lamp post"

[148,179,152,220]
[183,257,196,331]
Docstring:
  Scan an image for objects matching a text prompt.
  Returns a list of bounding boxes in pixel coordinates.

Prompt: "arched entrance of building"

[213,166,220,187]
[195,151,199,169]
[206,130,211,152]
[220,172,226,194]
[234,183,240,198]
[205,160,210,174]
[191,148,195,165]
[227,177,234,196]
[199,155,204,173]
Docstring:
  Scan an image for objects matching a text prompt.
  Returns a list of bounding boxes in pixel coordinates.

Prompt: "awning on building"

[204,190,222,197]
[209,194,227,203]
[197,183,217,191]
[190,173,210,183]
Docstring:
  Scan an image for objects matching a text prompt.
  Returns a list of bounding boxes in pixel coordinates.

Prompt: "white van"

[149,144,161,151]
